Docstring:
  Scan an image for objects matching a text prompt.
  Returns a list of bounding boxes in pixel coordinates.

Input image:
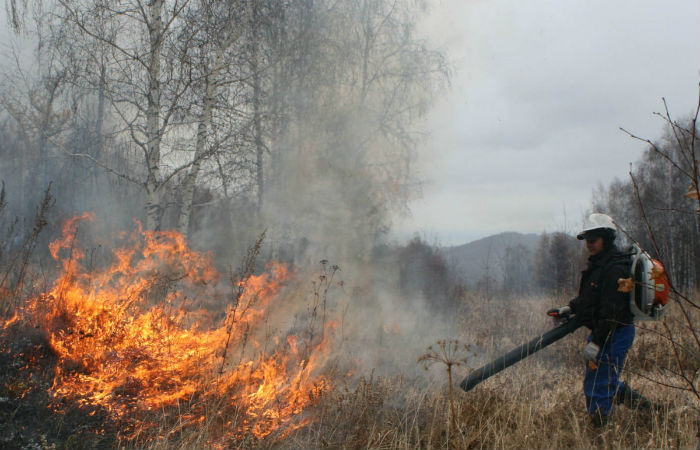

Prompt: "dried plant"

[0,183,53,316]
[306,260,341,359]
[418,339,471,440]
[220,229,266,375]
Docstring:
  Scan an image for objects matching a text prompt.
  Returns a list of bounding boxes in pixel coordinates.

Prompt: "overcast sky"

[392,0,700,246]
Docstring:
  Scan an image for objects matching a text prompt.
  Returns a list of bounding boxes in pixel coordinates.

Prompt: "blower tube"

[460,317,582,392]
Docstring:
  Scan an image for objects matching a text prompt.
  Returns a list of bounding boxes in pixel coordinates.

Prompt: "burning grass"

[1,214,337,448]
[0,215,698,449]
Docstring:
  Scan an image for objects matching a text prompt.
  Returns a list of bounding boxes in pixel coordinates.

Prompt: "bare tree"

[175,0,249,237]
[4,0,448,264]
[532,231,580,295]
[1,11,71,208]
[260,0,448,262]
[500,243,533,296]
[608,90,700,449]
[33,0,198,231]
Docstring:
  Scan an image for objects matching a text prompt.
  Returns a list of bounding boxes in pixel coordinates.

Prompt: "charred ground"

[0,321,117,450]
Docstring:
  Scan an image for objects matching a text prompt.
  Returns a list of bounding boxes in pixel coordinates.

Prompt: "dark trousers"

[583,325,635,416]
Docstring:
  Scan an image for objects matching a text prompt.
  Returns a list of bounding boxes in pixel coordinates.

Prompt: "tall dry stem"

[418,339,470,441]
[0,183,52,315]
[219,229,266,375]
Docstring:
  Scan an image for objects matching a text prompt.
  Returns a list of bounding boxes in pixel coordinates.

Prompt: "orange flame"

[21,216,332,442]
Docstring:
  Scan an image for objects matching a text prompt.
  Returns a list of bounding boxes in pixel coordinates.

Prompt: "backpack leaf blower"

[460,311,582,392]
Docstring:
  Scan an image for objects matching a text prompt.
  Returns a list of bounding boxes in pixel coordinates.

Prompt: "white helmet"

[577,213,617,240]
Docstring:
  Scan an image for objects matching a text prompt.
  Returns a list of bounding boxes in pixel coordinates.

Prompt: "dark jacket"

[569,246,634,347]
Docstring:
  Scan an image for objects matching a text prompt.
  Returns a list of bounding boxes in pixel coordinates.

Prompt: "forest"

[1,0,447,265]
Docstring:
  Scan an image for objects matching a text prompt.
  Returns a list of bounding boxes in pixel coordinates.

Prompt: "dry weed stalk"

[219,229,266,375]
[418,339,470,440]
[0,183,53,316]
[306,260,340,360]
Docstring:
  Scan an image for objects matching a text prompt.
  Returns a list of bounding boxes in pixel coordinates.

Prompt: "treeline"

[486,232,582,298]
[398,232,583,309]
[0,0,446,265]
[593,119,700,293]
[470,236,581,298]
[531,232,582,295]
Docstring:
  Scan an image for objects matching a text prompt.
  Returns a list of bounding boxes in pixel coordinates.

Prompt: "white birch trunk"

[251,0,264,213]
[177,78,214,236]
[177,33,235,236]
[145,0,164,231]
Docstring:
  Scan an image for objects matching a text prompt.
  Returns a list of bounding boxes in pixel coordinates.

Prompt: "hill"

[442,231,539,288]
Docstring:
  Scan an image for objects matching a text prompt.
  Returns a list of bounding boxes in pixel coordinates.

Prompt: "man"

[555,213,652,425]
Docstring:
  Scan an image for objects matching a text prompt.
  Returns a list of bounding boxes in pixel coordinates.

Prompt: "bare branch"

[54,144,142,186]
[56,0,148,70]
[620,126,694,180]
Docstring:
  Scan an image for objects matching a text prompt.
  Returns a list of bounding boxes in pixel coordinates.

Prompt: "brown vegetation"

[0,203,697,450]
[2,248,698,450]
[278,295,697,450]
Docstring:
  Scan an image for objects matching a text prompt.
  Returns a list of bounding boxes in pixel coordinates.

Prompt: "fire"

[18,215,333,442]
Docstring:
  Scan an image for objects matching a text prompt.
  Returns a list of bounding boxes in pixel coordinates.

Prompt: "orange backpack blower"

[629,244,670,320]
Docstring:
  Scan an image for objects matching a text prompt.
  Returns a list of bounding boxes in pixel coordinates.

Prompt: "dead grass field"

[275,294,698,450]
[1,226,697,450]
[136,294,698,450]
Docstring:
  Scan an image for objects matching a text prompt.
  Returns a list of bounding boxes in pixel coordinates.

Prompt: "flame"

[19,215,332,442]
[2,311,18,329]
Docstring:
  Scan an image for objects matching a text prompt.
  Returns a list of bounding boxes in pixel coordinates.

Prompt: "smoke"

[252,109,454,383]
[242,249,463,387]
[0,0,453,389]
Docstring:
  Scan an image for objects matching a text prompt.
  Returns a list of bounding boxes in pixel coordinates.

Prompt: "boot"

[616,386,655,410]
[589,410,609,427]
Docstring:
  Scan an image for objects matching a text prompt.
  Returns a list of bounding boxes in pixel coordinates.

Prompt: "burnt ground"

[0,322,118,450]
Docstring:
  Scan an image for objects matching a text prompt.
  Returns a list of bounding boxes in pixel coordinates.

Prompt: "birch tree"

[46,0,195,231]
[175,0,249,237]
[259,0,448,261]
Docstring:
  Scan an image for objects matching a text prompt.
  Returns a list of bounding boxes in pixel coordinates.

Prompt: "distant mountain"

[441,232,540,287]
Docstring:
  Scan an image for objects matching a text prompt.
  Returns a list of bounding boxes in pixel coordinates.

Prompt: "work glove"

[583,341,600,363]
[546,305,572,324]
[557,305,572,317]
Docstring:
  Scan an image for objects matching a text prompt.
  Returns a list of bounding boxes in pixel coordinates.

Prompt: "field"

[0,220,697,450]
[273,297,697,450]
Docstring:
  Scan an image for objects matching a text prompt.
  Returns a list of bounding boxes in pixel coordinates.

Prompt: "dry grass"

[272,294,698,450]
[129,293,699,449]
[2,204,696,450]
[281,368,693,450]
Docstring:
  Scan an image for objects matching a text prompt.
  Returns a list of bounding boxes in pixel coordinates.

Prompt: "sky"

[392,0,700,246]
